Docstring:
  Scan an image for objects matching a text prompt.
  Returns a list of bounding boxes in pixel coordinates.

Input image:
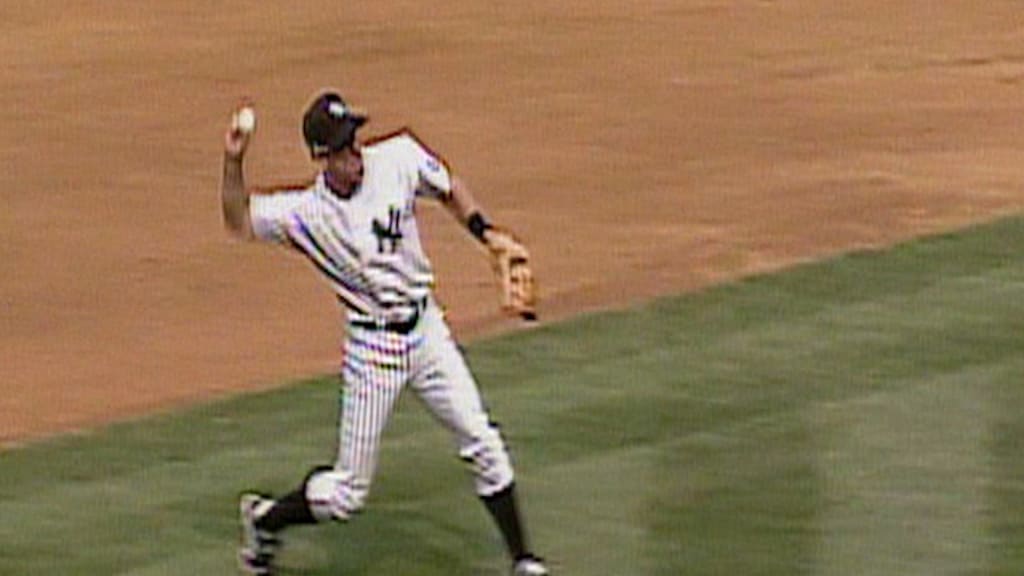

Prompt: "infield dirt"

[3,0,1024,445]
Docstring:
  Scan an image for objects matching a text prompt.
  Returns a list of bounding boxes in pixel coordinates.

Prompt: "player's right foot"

[238,493,280,576]
[513,554,549,576]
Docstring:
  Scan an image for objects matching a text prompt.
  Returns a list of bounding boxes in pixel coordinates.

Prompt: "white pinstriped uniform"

[249,131,514,520]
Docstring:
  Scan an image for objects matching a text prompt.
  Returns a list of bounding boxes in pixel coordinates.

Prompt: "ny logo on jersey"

[372,206,403,254]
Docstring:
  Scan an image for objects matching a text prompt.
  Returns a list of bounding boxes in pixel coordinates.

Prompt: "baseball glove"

[485,227,538,321]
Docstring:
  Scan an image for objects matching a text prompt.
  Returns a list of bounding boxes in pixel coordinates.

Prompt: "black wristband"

[467,211,492,243]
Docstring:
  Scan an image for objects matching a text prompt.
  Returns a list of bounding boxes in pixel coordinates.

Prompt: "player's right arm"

[221,123,256,240]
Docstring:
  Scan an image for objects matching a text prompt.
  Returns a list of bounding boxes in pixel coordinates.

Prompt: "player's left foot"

[512,554,549,576]
[238,493,281,575]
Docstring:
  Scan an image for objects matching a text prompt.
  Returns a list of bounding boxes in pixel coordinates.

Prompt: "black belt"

[350,300,426,335]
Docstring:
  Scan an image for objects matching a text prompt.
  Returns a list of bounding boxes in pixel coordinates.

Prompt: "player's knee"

[459,429,514,497]
[303,468,370,522]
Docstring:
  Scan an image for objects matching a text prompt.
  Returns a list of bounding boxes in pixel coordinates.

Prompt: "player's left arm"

[439,178,538,320]
[440,178,524,250]
[408,131,537,318]
[432,175,513,245]
[438,177,482,229]
[406,131,492,238]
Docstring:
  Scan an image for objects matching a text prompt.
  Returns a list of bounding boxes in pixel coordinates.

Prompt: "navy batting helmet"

[302,91,368,158]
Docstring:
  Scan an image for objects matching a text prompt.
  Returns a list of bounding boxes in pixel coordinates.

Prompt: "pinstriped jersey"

[249,131,452,323]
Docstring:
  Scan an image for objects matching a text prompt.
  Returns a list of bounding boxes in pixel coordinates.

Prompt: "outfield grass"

[2,216,1024,575]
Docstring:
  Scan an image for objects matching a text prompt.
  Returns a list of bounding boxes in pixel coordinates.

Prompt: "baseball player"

[220,91,546,576]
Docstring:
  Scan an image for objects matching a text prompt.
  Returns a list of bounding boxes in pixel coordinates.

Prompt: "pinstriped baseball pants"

[305,301,515,521]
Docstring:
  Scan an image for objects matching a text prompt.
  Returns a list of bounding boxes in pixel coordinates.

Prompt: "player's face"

[323,145,364,194]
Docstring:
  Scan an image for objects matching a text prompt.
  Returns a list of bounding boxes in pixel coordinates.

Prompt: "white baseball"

[233,107,256,134]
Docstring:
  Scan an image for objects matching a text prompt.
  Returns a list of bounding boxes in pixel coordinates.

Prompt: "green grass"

[3,215,1024,575]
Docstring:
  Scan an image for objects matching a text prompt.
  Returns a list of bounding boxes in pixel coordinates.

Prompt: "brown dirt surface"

[3,1,1024,447]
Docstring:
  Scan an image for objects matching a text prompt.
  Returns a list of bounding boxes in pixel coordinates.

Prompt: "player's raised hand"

[224,101,256,160]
